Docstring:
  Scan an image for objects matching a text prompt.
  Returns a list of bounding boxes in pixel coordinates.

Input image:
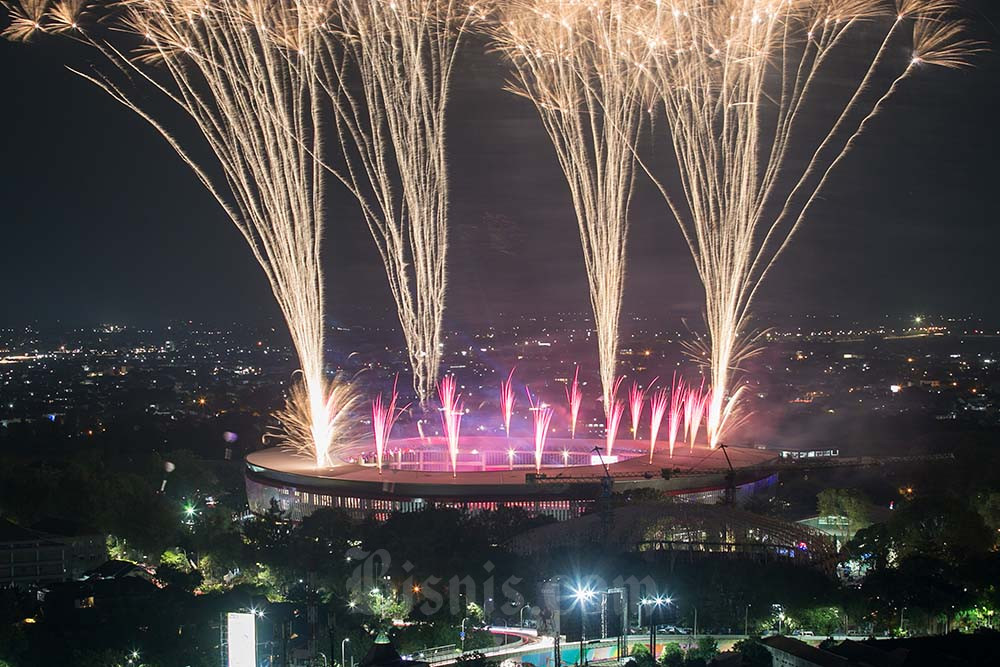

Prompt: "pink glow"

[605,400,625,456]
[605,376,625,456]
[371,375,407,474]
[526,387,553,473]
[668,373,684,457]
[500,367,516,438]
[628,378,656,440]
[437,375,463,477]
[566,366,583,439]
[688,382,708,448]
[648,386,669,463]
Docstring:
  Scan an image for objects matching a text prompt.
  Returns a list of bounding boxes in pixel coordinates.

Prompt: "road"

[426,628,876,666]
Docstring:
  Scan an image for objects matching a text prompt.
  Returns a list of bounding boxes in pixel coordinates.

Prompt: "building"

[0,518,106,587]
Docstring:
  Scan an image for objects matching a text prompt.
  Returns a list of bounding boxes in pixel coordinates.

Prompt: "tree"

[658,642,684,667]
[817,488,870,544]
[732,639,772,667]
[242,498,291,565]
[630,643,655,667]
[689,636,718,663]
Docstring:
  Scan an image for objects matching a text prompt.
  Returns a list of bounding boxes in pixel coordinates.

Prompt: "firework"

[667,373,684,458]
[604,376,625,456]
[275,375,363,468]
[526,387,553,473]
[628,377,656,440]
[632,0,978,447]
[316,0,484,404]
[688,384,708,449]
[489,0,648,413]
[372,375,408,474]
[648,386,669,463]
[566,366,583,439]
[1,0,371,468]
[500,368,516,438]
[437,375,463,476]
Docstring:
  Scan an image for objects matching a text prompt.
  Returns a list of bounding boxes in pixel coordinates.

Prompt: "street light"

[342,638,350,667]
[461,617,469,653]
[644,595,671,661]
[571,585,595,667]
[520,604,531,628]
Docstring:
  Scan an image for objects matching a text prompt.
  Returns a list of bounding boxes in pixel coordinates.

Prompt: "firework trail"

[315,0,484,404]
[500,368,516,438]
[688,384,708,450]
[628,376,657,440]
[526,387,553,473]
[372,375,408,474]
[0,0,383,468]
[604,376,625,456]
[566,366,583,439]
[489,0,649,413]
[667,373,684,458]
[437,375,463,476]
[648,386,669,463]
[629,0,978,447]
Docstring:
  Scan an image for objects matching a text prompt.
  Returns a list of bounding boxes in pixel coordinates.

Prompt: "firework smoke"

[490,0,648,413]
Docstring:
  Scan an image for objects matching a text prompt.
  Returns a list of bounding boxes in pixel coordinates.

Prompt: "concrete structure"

[0,518,106,587]
[245,437,780,521]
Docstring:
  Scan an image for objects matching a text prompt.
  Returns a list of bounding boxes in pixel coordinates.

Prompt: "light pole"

[744,604,751,637]
[461,617,469,653]
[520,604,531,628]
[647,596,670,661]
[342,638,350,667]
[318,652,329,667]
[573,585,595,667]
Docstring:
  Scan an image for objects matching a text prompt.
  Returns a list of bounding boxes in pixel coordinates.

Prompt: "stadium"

[244,436,780,522]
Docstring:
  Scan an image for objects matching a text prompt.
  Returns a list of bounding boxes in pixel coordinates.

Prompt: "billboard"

[227,612,257,667]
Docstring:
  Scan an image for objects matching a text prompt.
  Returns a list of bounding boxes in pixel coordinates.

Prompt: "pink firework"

[437,376,463,477]
[667,373,685,457]
[605,400,625,457]
[526,387,553,473]
[648,386,669,463]
[629,377,657,440]
[688,382,709,449]
[566,366,583,439]
[371,375,408,474]
[605,376,625,456]
[500,368,516,438]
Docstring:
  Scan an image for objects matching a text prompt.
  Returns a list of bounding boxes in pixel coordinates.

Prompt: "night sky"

[1,5,998,329]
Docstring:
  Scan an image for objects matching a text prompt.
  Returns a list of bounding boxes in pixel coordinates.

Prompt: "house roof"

[761,636,852,667]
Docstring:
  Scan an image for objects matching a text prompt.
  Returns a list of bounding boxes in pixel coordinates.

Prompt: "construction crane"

[592,447,614,543]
